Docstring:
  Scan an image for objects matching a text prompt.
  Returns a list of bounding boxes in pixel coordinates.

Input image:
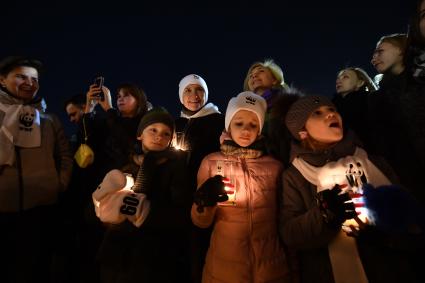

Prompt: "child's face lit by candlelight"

[229,110,260,147]
[138,122,172,152]
[298,106,343,146]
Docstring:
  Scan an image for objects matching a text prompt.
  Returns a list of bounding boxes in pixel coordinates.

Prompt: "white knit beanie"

[225,91,267,133]
[178,74,209,105]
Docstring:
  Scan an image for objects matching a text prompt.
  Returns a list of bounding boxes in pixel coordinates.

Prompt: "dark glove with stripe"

[316,184,357,228]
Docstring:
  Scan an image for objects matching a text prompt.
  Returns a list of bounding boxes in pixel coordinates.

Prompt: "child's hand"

[194,175,228,212]
[316,184,357,228]
[219,131,232,144]
[343,216,369,237]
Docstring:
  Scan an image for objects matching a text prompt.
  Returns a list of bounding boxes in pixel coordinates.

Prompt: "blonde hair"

[338,67,378,92]
[243,59,287,91]
[377,33,408,53]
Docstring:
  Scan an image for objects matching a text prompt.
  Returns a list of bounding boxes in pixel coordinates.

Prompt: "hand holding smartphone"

[93,76,105,101]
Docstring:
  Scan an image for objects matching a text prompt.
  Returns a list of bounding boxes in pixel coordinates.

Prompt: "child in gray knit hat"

[280,94,418,283]
[285,95,339,144]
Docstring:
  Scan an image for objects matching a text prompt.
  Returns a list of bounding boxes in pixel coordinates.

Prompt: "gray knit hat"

[285,95,335,140]
[137,107,175,137]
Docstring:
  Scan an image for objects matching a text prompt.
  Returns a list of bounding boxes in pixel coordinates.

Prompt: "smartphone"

[93,76,105,101]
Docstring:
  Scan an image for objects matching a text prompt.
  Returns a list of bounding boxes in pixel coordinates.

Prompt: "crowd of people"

[1,1,425,282]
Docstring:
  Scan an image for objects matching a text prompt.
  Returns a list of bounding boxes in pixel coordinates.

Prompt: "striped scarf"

[220,139,265,159]
[131,149,173,193]
[131,164,146,193]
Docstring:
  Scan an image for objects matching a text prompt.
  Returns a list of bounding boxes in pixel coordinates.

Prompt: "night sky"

[2,1,412,136]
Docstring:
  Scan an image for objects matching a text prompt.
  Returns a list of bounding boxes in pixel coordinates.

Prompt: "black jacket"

[97,149,192,283]
[84,109,143,187]
[332,89,369,146]
[175,112,224,192]
[368,71,425,204]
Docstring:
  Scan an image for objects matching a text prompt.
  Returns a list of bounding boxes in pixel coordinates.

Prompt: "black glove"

[316,184,356,228]
[194,175,228,212]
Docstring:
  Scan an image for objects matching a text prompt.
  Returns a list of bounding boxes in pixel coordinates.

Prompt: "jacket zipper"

[241,158,255,281]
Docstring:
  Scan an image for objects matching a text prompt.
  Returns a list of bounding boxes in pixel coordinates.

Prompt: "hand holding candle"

[316,184,357,228]
[194,175,229,212]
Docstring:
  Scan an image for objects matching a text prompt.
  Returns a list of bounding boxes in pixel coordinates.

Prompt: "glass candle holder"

[209,160,237,206]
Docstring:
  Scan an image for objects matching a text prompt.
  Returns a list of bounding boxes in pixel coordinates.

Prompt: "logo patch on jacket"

[19,111,35,131]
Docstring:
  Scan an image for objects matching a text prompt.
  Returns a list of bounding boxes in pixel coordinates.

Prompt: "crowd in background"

[1,1,425,282]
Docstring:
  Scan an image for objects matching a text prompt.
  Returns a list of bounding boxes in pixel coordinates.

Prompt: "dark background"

[2,1,413,136]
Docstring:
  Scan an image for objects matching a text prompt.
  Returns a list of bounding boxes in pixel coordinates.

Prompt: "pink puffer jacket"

[192,152,291,283]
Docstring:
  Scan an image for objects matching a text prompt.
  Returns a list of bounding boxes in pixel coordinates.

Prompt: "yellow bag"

[74,143,94,168]
[74,117,94,168]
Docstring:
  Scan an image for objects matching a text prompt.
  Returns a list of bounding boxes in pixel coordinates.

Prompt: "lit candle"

[222,177,236,203]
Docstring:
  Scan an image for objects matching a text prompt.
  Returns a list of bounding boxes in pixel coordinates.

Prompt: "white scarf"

[180,102,221,119]
[0,103,41,165]
[292,147,391,283]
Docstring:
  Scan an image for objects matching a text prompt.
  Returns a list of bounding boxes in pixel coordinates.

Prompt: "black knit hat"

[0,56,43,76]
[136,107,175,137]
[285,95,335,140]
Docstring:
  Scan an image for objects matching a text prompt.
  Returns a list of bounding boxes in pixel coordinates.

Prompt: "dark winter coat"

[175,109,224,193]
[84,108,143,189]
[266,87,299,168]
[97,149,193,283]
[175,104,224,283]
[367,71,425,204]
[332,89,369,146]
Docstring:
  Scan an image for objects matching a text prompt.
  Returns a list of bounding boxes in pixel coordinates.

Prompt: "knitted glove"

[316,184,357,228]
[194,175,228,212]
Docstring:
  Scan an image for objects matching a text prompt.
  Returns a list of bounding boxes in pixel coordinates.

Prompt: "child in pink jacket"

[191,91,292,283]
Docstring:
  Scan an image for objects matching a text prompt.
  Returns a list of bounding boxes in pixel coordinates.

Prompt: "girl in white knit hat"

[191,91,293,283]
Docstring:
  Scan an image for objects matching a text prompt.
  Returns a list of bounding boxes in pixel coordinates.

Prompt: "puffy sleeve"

[191,154,217,228]
[279,166,339,250]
